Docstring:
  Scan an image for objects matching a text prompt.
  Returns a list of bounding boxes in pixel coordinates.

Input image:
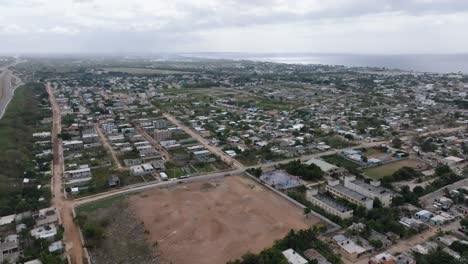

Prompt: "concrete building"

[64,167,92,179]
[306,189,353,219]
[62,140,84,150]
[326,180,374,209]
[344,176,393,207]
[0,234,19,263]
[305,158,343,176]
[30,224,57,240]
[282,249,308,264]
[154,129,172,142]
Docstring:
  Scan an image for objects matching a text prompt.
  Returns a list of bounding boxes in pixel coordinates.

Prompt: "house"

[394,253,416,264]
[33,207,59,228]
[48,241,64,253]
[130,163,155,176]
[30,224,57,240]
[281,249,308,264]
[62,140,84,150]
[154,129,172,142]
[332,234,369,261]
[108,175,120,188]
[193,150,212,161]
[369,252,395,264]
[303,248,331,264]
[0,214,16,226]
[0,234,19,264]
[415,210,434,222]
[306,189,353,219]
[64,167,92,179]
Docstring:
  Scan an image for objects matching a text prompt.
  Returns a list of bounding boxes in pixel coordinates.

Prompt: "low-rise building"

[282,248,308,264]
[64,167,92,179]
[306,189,353,219]
[344,176,393,207]
[326,180,374,209]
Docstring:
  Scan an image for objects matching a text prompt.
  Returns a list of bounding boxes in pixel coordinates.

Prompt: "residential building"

[64,167,92,179]
[154,129,172,142]
[281,249,308,264]
[0,234,19,264]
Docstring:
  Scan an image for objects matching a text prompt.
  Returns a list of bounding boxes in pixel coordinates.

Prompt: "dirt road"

[163,112,245,169]
[94,123,126,171]
[47,83,85,264]
[133,122,171,160]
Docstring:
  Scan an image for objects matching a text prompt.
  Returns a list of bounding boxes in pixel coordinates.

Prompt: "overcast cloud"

[0,0,467,54]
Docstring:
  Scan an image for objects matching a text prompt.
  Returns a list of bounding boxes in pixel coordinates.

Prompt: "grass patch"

[77,195,127,214]
[363,159,422,179]
[321,154,361,174]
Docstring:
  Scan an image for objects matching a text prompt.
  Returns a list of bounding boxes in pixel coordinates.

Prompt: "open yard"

[128,176,321,264]
[363,158,423,179]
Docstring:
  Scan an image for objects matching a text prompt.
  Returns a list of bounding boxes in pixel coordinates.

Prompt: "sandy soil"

[128,176,320,264]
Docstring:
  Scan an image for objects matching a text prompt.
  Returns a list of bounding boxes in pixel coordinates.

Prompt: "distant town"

[0,56,467,264]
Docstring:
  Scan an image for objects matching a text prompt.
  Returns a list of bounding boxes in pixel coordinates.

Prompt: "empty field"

[102,67,194,75]
[128,176,320,264]
[363,159,423,179]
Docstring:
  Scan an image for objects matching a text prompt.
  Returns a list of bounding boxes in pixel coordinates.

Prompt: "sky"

[1,0,468,54]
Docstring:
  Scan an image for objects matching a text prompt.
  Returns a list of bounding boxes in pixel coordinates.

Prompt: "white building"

[344,176,393,207]
[64,167,92,179]
[282,249,308,264]
[306,189,353,219]
[326,180,374,209]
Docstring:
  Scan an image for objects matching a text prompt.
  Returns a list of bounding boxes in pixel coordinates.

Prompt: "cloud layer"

[0,0,467,54]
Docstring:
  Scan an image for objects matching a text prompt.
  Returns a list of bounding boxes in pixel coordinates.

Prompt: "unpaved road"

[47,83,86,264]
[94,122,126,170]
[163,112,245,169]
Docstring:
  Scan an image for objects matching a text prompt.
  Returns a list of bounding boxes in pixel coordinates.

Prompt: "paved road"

[419,177,468,206]
[47,83,86,264]
[0,61,23,119]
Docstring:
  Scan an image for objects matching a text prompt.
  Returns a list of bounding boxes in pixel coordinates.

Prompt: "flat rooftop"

[329,184,371,202]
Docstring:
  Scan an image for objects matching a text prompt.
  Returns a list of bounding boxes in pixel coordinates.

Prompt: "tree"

[413,186,425,196]
[392,138,402,148]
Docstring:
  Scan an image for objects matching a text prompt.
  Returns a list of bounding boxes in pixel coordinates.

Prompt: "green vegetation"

[321,154,361,175]
[392,165,462,206]
[77,195,127,214]
[381,166,423,184]
[363,159,421,179]
[0,83,52,216]
[227,228,341,264]
[280,160,323,181]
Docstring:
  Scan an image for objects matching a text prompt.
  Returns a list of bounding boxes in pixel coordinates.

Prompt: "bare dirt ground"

[128,176,321,264]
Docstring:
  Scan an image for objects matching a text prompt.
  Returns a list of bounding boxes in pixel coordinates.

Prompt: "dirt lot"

[128,176,321,264]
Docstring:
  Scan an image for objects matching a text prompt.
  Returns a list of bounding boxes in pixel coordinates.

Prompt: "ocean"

[182,53,468,74]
